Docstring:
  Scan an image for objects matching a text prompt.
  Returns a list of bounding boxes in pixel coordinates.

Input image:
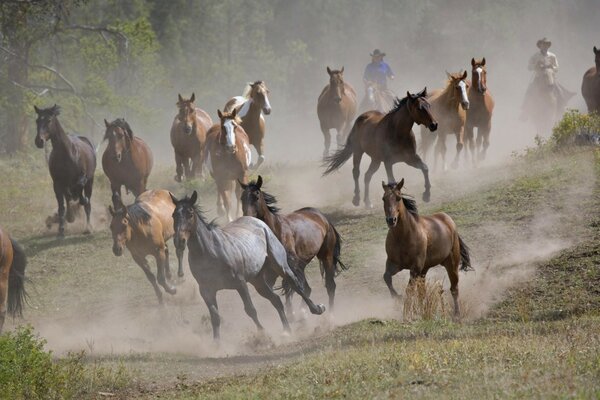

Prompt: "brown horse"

[240,176,347,311]
[102,118,153,199]
[109,190,183,304]
[317,67,358,157]
[170,93,213,182]
[0,227,27,333]
[381,180,471,317]
[224,81,272,169]
[204,109,251,221]
[420,71,470,171]
[323,89,438,207]
[465,58,495,164]
[582,46,600,114]
[34,105,96,237]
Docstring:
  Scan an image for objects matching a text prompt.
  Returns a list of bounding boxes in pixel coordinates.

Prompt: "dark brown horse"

[34,105,96,237]
[0,227,27,333]
[381,180,471,317]
[170,93,213,182]
[240,176,347,311]
[317,67,358,157]
[323,89,438,207]
[465,58,495,164]
[102,118,153,199]
[582,46,600,114]
[224,81,272,169]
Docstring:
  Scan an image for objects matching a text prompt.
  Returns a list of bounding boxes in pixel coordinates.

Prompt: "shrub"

[551,109,600,147]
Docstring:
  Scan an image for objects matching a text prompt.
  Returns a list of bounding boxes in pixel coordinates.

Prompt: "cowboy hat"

[370,49,386,57]
[536,38,552,49]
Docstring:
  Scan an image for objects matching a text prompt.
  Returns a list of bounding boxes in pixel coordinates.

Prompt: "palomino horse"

[582,46,600,114]
[240,176,347,311]
[34,105,96,237]
[224,81,272,169]
[0,227,27,333]
[170,93,213,182]
[317,67,358,157]
[465,58,495,164]
[420,71,470,171]
[109,190,183,304]
[359,81,395,113]
[323,89,438,207]
[381,180,472,317]
[102,118,153,199]
[170,191,325,339]
[204,109,251,222]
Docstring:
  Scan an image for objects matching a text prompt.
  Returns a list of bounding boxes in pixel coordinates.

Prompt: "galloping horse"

[317,67,357,157]
[359,81,395,113]
[240,176,347,311]
[224,81,272,169]
[34,105,96,237]
[170,93,213,182]
[323,89,438,207]
[0,227,27,333]
[204,109,251,221]
[102,118,153,199]
[420,71,470,171]
[170,191,325,339]
[381,180,471,317]
[465,58,495,164]
[582,46,600,114]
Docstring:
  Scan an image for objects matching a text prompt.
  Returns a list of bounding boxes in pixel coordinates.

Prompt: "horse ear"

[217,109,223,119]
[471,58,475,66]
[238,179,248,190]
[178,94,183,103]
[108,205,115,217]
[595,46,598,54]
[231,107,238,119]
[406,91,411,98]
[461,70,467,80]
[382,181,387,190]
[481,57,486,66]
[104,119,110,128]
[256,175,263,189]
[326,66,332,75]
[420,87,427,97]
[34,105,40,114]
[169,192,179,205]
[445,70,452,79]
[395,179,404,191]
[190,190,198,205]
[190,93,195,103]
[340,66,344,73]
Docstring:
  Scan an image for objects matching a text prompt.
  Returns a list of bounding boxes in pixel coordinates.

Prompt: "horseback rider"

[363,49,395,110]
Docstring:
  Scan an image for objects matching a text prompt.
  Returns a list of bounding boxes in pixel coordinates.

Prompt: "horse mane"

[241,80,264,99]
[103,118,133,141]
[247,179,280,214]
[193,204,218,230]
[388,95,410,114]
[125,202,152,226]
[401,195,419,216]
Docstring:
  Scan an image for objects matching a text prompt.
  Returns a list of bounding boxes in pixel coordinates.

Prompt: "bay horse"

[323,89,438,207]
[419,71,470,171]
[224,80,272,169]
[381,180,472,317]
[170,191,325,340]
[102,118,153,199]
[170,93,213,182]
[465,58,495,164]
[0,227,27,333]
[34,105,96,237]
[204,109,251,222]
[317,67,358,157]
[240,175,347,311]
[109,190,183,304]
[582,46,600,114]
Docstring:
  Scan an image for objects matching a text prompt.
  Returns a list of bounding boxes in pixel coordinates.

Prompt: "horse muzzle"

[461,101,470,110]
[184,125,193,135]
[386,217,398,228]
[174,238,186,252]
[263,107,272,115]
[428,122,438,132]
[114,153,122,163]
[35,136,45,149]
[112,244,123,257]
[225,145,236,154]
[334,96,342,103]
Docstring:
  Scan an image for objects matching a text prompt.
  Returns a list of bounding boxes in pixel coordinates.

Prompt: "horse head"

[327,66,346,103]
[446,70,470,110]
[249,81,271,115]
[108,194,131,256]
[104,118,133,163]
[33,104,60,148]
[170,190,198,253]
[176,93,197,135]
[239,175,278,219]
[381,179,405,228]
[405,88,438,132]
[217,108,240,154]
[471,58,488,94]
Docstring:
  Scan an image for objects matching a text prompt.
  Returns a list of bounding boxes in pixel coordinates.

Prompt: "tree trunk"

[5,48,29,154]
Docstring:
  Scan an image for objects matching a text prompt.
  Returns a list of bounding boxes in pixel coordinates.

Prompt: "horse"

[359,81,395,113]
[102,118,153,199]
[0,227,27,333]
[34,105,96,237]
[108,190,183,304]
[203,109,251,222]
[240,175,347,311]
[582,46,600,114]
[323,89,438,207]
[170,93,213,182]
[381,180,472,317]
[465,58,495,164]
[170,191,325,340]
[419,71,470,171]
[317,67,358,157]
[224,80,272,169]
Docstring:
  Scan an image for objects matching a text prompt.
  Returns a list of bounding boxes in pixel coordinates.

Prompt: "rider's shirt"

[528,51,558,77]
[363,61,394,88]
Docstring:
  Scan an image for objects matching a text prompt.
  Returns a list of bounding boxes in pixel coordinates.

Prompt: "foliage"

[551,109,600,147]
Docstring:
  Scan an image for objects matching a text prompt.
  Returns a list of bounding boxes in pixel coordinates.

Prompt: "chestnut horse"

[317,67,358,157]
[0,227,27,333]
[170,93,213,182]
[224,81,272,169]
[381,180,472,317]
[465,58,495,164]
[323,89,438,207]
[102,118,153,199]
[204,109,251,221]
[582,46,600,114]
[420,71,470,171]
[240,176,347,311]
[34,105,96,237]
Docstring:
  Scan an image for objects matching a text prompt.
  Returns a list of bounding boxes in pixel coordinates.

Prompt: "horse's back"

[0,226,14,271]
[70,134,97,177]
[224,96,245,113]
[286,208,330,253]
[195,108,213,132]
[133,136,154,173]
[137,190,176,238]
[582,67,599,111]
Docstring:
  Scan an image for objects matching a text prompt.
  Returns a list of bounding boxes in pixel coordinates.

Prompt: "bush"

[551,109,600,147]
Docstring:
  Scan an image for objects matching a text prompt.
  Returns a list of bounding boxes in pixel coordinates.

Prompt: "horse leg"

[253,140,265,170]
[0,273,7,333]
[465,123,476,167]
[254,275,291,333]
[183,157,192,179]
[363,159,381,209]
[335,122,347,149]
[434,132,447,172]
[175,244,184,278]
[443,258,461,319]
[199,286,220,340]
[321,123,331,159]
[478,123,491,162]
[219,181,233,222]
[235,179,244,218]
[155,248,176,295]
[190,154,200,179]
[405,155,431,203]
[215,180,227,218]
[451,127,465,169]
[352,150,364,207]
[383,160,396,184]
[132,253,163,305]
[164,244,173,281]
[174,153,184,182]
[53,183,66,238]
[83,180,93,234]
[383,259,401,298]
[110,183,122,200]
[236,279,263,331]
[322,258,337,311]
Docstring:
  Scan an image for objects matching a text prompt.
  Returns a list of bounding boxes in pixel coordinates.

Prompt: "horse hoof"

[167,286,177,295]
[422,192,431,203]
[364,201,373,209]
[314,304,326,315]
[178,271,184,278]
[83,229,91,235]
[352,196,360,207]
[174,175,182,183]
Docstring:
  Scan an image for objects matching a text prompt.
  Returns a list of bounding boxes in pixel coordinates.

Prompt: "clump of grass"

[402,278,450,322]
[551,109,600,147]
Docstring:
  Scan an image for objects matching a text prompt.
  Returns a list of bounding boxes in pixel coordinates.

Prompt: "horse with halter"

[170,191,325,340]
[359,81,395,114]
[34,105,96,237]
[317,67,358,157]
[582,46,600,114]
[0,227,27,333]
[323,89,438,207]
[465,58,495,164]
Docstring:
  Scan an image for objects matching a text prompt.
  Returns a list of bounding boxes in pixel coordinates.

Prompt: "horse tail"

[458,235,473,272]
[264,227,306,293]
[322,116,362,175]
[8,239,28,317]
[329,222,348,277]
